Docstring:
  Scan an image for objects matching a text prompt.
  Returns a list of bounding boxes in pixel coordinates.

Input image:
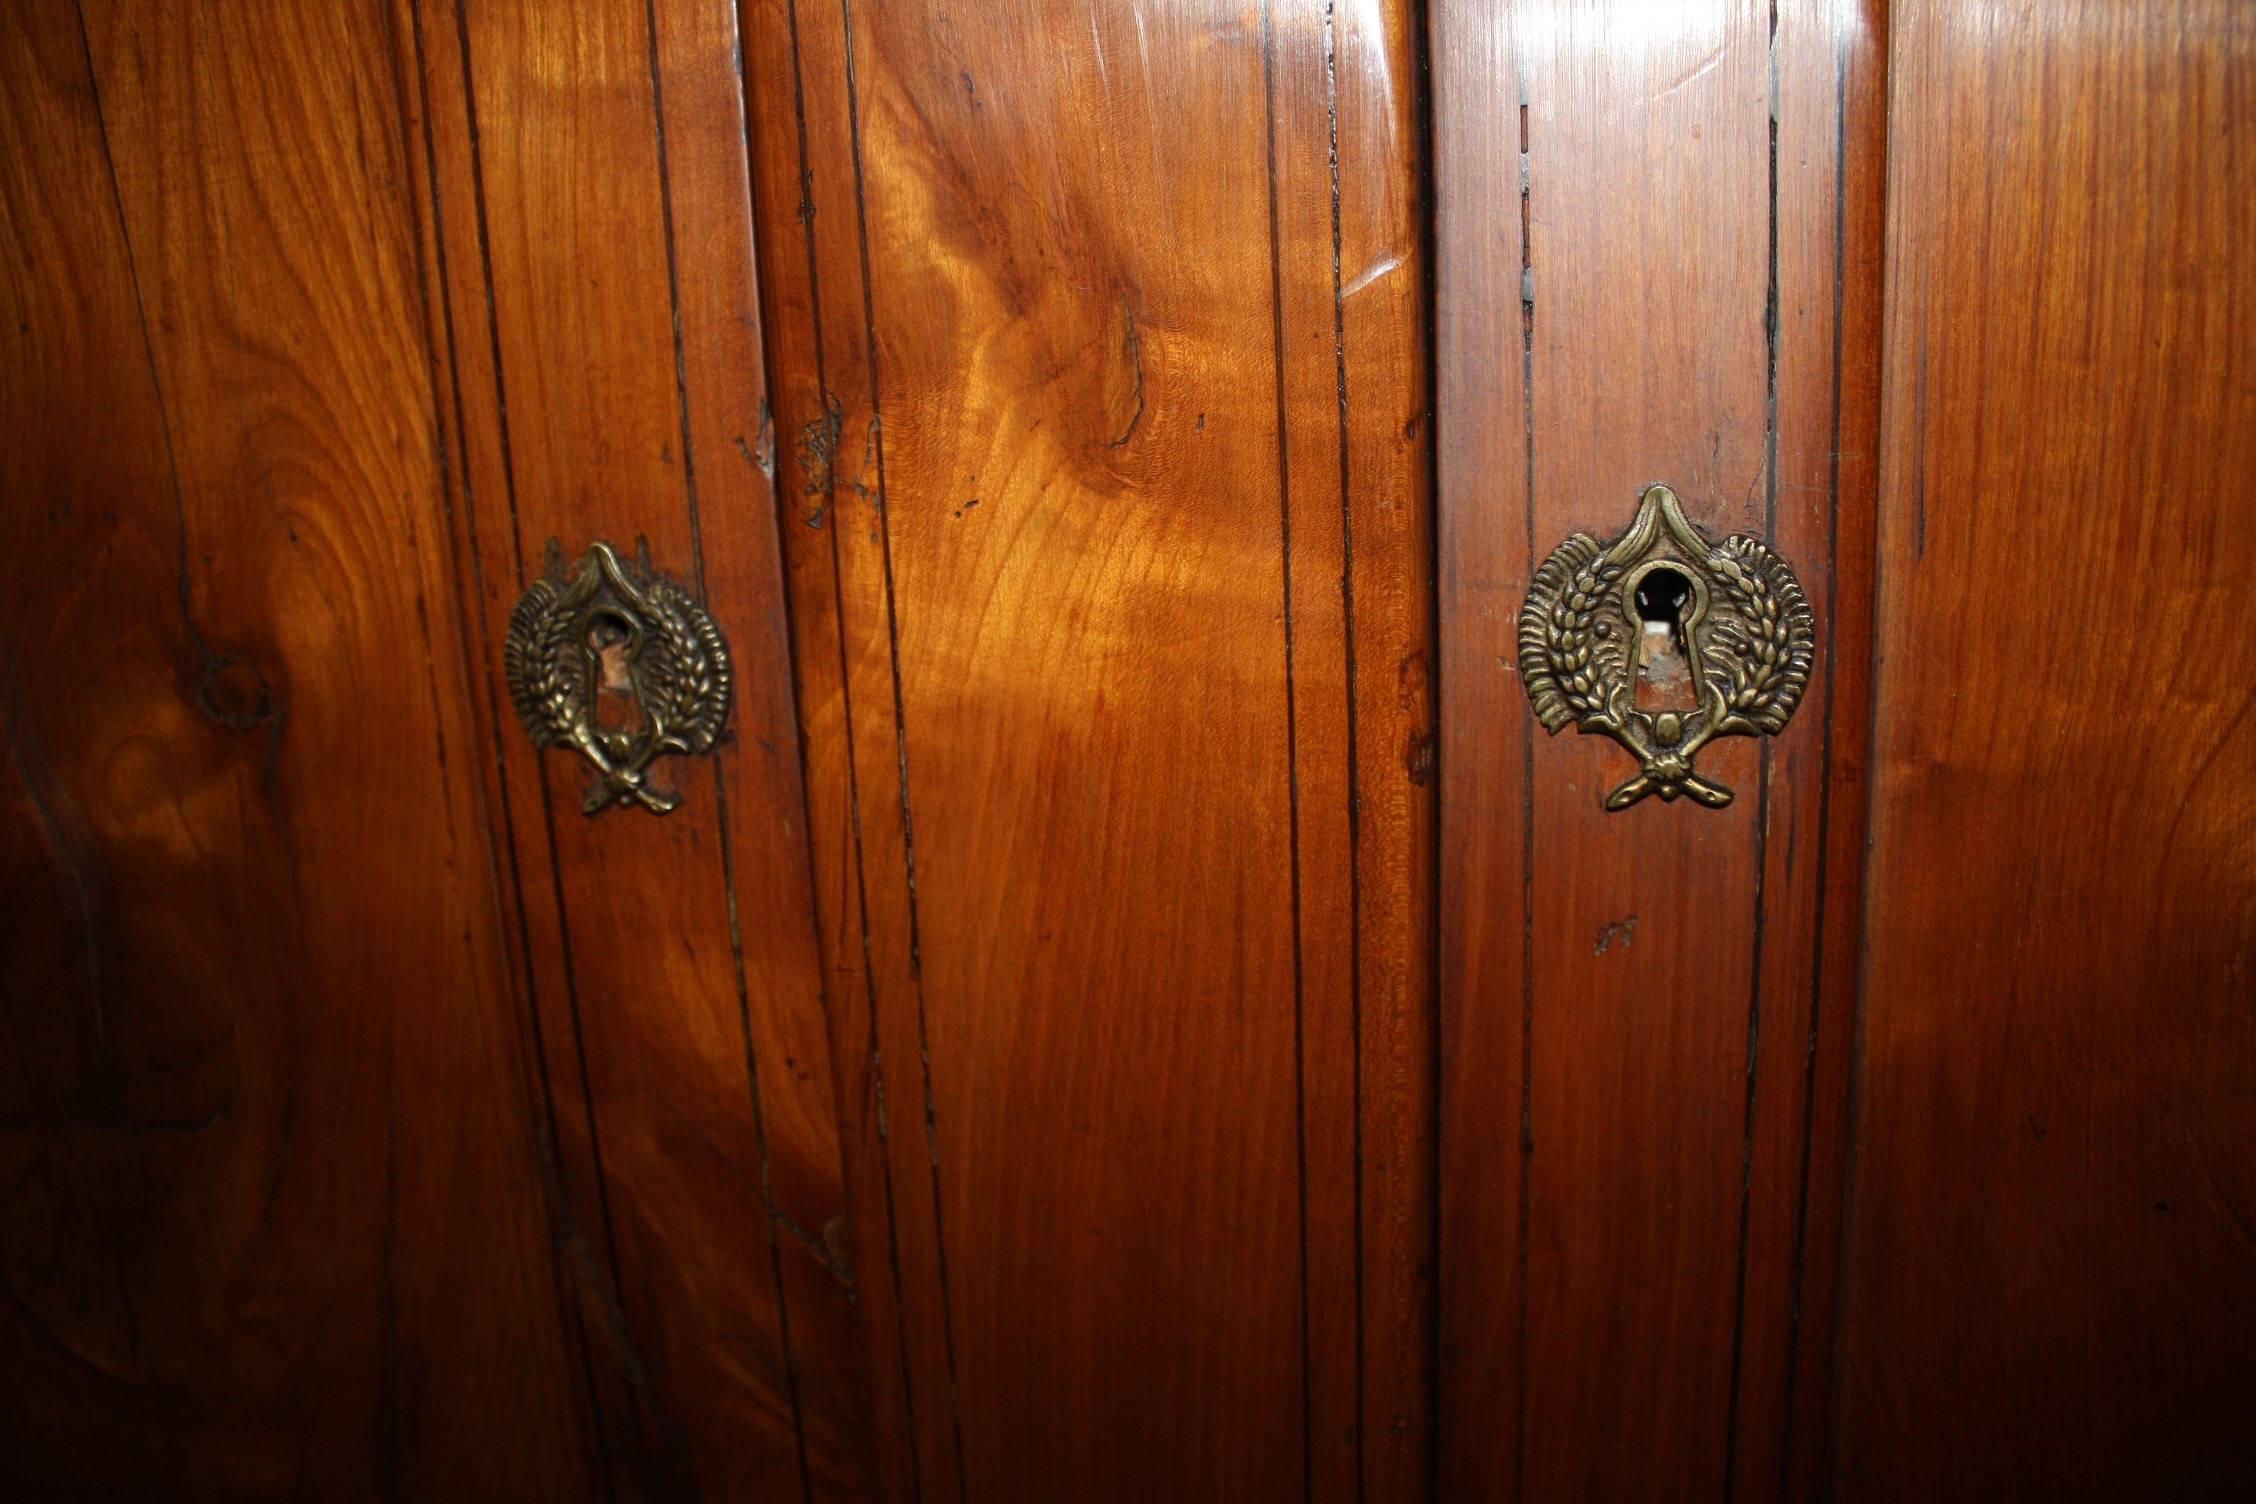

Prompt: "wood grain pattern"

[1730,5,1886,1500]
[1268,2,1439,1496]
[0,0,591,1493]
[737,0,932,1493]
[1519,10,1771,1487]
[409,0,866,1496]
[742,1,1434,1498]
[15,0,2249,1497]
[1432,0,1538,1488]
[1434,2,1880,1498]
[1835,2,2256,1496]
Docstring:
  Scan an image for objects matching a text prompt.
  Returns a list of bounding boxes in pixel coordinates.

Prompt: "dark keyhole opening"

[586,608,645,733]
[1632,566,1697,713]
[1635,566,1693,627]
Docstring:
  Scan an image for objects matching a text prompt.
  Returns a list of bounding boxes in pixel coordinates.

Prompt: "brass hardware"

[1518,484,1813,810]
[505,540,731,815]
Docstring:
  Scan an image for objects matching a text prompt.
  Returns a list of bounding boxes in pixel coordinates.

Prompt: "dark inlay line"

[399,2,613,1487]
[1722,6,1784,1497]
[368,0,469,821]
[736,0,846,1311]
[773,0,927,1497]
[1777,17,1856,1496]
[835,6,970,1497]
[1411,0,1445,1489]
[449,3,652,1484]
[1514,79,1538,1504]
[1258,5,1317,1500]
[725,0,896,1464]
[1319,10,1369,1493]
[370,0,467,837]
[640,4,816,1498]
[1804,2,1876,1497]
[1831,350,1888,1504]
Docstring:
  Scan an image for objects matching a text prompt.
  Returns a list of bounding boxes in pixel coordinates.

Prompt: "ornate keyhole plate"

[1517,484,1814,810]
[505,540,731,815]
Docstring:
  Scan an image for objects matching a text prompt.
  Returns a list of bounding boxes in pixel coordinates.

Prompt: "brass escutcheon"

[1518,484,1814,811]
[504,540,732,815]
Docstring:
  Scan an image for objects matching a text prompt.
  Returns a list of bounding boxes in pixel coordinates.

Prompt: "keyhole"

[586,609,645,733]
[1633,566,1698,713]
[1635,567,1692,632]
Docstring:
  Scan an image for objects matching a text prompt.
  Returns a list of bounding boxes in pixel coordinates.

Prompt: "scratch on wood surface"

[1652,40,1726,102]
[1343,249,1404,301]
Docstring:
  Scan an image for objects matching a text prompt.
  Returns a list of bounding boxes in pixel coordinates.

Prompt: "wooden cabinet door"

[1434,2,1883,1499]
[0,2,597,1494]
[1434,4,2255,1501]
[4,2,1437,1496]
[11,1,2253,1500]
[2,1,875,1495]
[1835,1,2256,1496]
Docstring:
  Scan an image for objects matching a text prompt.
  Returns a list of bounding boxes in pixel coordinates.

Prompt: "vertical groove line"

[447,0,634,1350]
[1724,6,1783,1498]
[1830,329,1886,1501]
[1513,75,1537,1504]
[640,5,816,1498]
[774,0,928,1496]
[1320,9,1368,1493]
[729,0,900,1486]
[1259,4,1317,1499]
[454,15,697,1493]
[1828,0,1892,1484]
[1778,12,1856,1496]
[736,0,846,1301]
[837,1,969,1494]
[399,1,613,1488]
[1410,0,1446,1490]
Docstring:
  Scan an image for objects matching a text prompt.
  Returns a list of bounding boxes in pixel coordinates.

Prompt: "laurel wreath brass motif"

[1518,484,1814,811]
[505,540,731,815]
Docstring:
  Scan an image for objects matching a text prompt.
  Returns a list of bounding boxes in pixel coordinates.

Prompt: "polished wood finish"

[1746,7,1888,1498]
[409,0,864,1495]
[0,1,591,1492]
[740,1,1433,1498]
[1434,2,1882,1498]
[12,0,2255,1497]
[1834,2,2256,1496]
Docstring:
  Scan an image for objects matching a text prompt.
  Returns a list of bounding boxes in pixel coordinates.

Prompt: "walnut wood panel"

[1835,2,2256,1497]
[741,1,1434,1498]
[1434,2,1880,1499]
[0,0,591,1493]
[408,0,867,1497]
